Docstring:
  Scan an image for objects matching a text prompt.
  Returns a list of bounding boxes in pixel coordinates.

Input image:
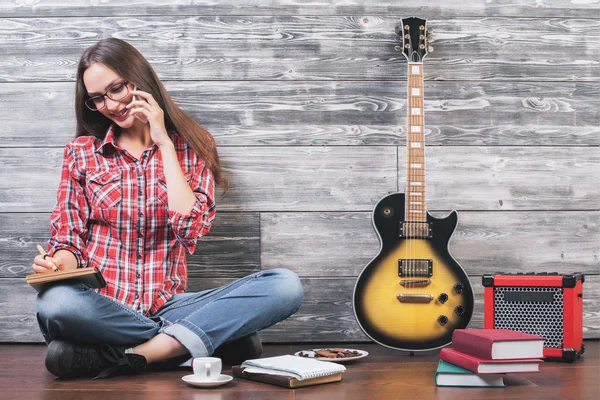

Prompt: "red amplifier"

[482,272,584,361]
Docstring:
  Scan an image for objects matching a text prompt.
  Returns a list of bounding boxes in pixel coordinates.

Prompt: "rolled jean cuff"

[159,319,213,358]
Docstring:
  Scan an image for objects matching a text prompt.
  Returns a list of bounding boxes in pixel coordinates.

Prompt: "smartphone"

[131,85,147,123]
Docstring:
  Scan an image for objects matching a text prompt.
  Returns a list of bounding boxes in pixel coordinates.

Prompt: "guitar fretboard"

[406,63,426,222]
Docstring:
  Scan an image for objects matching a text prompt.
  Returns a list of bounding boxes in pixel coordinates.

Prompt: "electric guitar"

[353,17,474,351]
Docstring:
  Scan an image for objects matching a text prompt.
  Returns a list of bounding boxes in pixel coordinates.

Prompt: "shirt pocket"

[86,169,123,209]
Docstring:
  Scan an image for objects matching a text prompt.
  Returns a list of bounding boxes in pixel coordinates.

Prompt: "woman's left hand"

[127,89,172,148]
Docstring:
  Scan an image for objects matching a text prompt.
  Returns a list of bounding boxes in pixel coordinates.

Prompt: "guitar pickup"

[399,221,432,239]
[398,259,433,277]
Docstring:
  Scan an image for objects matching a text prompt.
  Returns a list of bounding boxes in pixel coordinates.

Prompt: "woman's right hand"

[32,254,66,274]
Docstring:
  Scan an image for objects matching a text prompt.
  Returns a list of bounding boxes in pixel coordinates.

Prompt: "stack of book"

[435,329,545,388]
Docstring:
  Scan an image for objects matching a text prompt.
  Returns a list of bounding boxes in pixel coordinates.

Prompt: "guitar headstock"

[395,17,433,62]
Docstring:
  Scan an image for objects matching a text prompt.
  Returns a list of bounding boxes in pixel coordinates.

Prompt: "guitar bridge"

[396,294,434,303]
[398,259,433,277]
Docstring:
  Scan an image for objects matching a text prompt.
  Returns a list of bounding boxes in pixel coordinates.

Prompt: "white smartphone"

[131,85,147,123]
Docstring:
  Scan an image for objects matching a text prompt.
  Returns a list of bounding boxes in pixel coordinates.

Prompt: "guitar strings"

[408,29,414,297]
[406,28,412,298]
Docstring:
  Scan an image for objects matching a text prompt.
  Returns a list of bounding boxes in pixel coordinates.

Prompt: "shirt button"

[135,293,140,299]
[137,253,142,259]
[136,272,141,279]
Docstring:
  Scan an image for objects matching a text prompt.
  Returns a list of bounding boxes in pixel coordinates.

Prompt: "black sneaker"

[45,340,147,379]
[212,332,263,365]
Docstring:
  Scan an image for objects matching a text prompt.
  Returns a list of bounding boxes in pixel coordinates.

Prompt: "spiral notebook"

[235,355,346,388]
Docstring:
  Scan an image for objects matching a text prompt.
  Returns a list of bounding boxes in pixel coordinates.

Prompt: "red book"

[452,329,545,360]
[439,348,542,374]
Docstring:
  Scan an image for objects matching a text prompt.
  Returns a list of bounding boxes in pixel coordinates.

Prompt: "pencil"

[36,244,59,272]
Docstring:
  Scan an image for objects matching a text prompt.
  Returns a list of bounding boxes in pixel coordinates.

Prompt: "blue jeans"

[35,268,303,359]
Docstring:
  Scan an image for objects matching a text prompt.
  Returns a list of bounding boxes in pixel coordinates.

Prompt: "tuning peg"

[395,25,402,35]
[394,45,402,52]
[427,28,433,35]
[427,35,434,43]
[428,45,434,52]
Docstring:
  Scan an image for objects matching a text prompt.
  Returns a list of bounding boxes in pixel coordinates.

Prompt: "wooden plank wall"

[0,1,598,343]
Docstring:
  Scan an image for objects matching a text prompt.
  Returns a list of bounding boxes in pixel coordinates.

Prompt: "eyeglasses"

[85,81,130,111]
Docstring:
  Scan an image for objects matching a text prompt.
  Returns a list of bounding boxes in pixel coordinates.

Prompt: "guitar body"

[353,193,474,351]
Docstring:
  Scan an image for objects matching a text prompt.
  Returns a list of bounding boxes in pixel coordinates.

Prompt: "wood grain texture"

[3,275,598,343]
[1,1,599,20]
[0,146,398,212]
[0,16,597,82]
[1,81,599,147]
[0,212,260,279]
[261,211,600,276]
[401,147,600,211]
[2,146,596,212]
[1,342,599,400]
[0,0,598,344]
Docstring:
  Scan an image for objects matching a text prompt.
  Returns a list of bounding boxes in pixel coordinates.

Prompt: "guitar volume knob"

[453,283,464,294]
[437,293,448,304]
[437,315,448,326]
[454,305,465,316]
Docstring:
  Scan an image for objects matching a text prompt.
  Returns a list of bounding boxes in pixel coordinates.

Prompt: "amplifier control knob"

[437,315,449,326]
[437,293,448,304]
[454,305,465,316]
[453,283,464,294]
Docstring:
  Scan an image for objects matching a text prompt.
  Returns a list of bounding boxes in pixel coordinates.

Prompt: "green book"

[435,360,506,387]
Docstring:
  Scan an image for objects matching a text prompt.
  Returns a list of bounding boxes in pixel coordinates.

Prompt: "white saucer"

[182,374,233,388]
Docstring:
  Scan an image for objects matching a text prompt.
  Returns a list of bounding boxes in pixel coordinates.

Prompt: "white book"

[240,355,346,381]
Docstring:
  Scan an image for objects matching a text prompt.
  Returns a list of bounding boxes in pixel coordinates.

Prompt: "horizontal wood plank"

[0,212,260,279]
[5,210,598,279]
[2,0,600,19]
[1,81,598,147]
[0,146,398,212]
[261,211,600,276]
[0,17,598,81]
[402,147,600,211]
[2,146,597,212]
[3,275,598,342]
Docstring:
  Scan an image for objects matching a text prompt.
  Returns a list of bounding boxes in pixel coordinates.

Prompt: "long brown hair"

[74,38,228,192]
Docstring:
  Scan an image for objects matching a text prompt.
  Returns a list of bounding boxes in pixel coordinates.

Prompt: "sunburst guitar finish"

[353,193,474,351]
[352,17,474,351]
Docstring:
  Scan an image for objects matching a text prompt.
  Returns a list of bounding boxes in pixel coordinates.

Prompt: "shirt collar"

[95,122,119,155]
[95,122,178,155]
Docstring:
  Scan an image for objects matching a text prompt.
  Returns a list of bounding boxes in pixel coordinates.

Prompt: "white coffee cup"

[192,357,222,381]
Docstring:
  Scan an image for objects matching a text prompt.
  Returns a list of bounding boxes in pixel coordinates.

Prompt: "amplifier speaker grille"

[493,286,564,349]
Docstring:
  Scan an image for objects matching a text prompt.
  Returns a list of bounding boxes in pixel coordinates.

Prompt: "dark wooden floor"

[0,341,598,400]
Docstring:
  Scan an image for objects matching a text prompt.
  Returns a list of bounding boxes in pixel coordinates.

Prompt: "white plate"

[182,374,233,388]
[294,348,369,363]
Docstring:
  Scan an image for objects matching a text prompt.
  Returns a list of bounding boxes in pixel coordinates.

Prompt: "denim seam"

[223,300,303,344]
[162,273,259,312]
[88,288,160,328]
[181,276,256,322]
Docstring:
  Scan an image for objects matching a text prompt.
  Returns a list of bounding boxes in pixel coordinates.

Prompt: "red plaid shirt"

[47,123,216,316]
